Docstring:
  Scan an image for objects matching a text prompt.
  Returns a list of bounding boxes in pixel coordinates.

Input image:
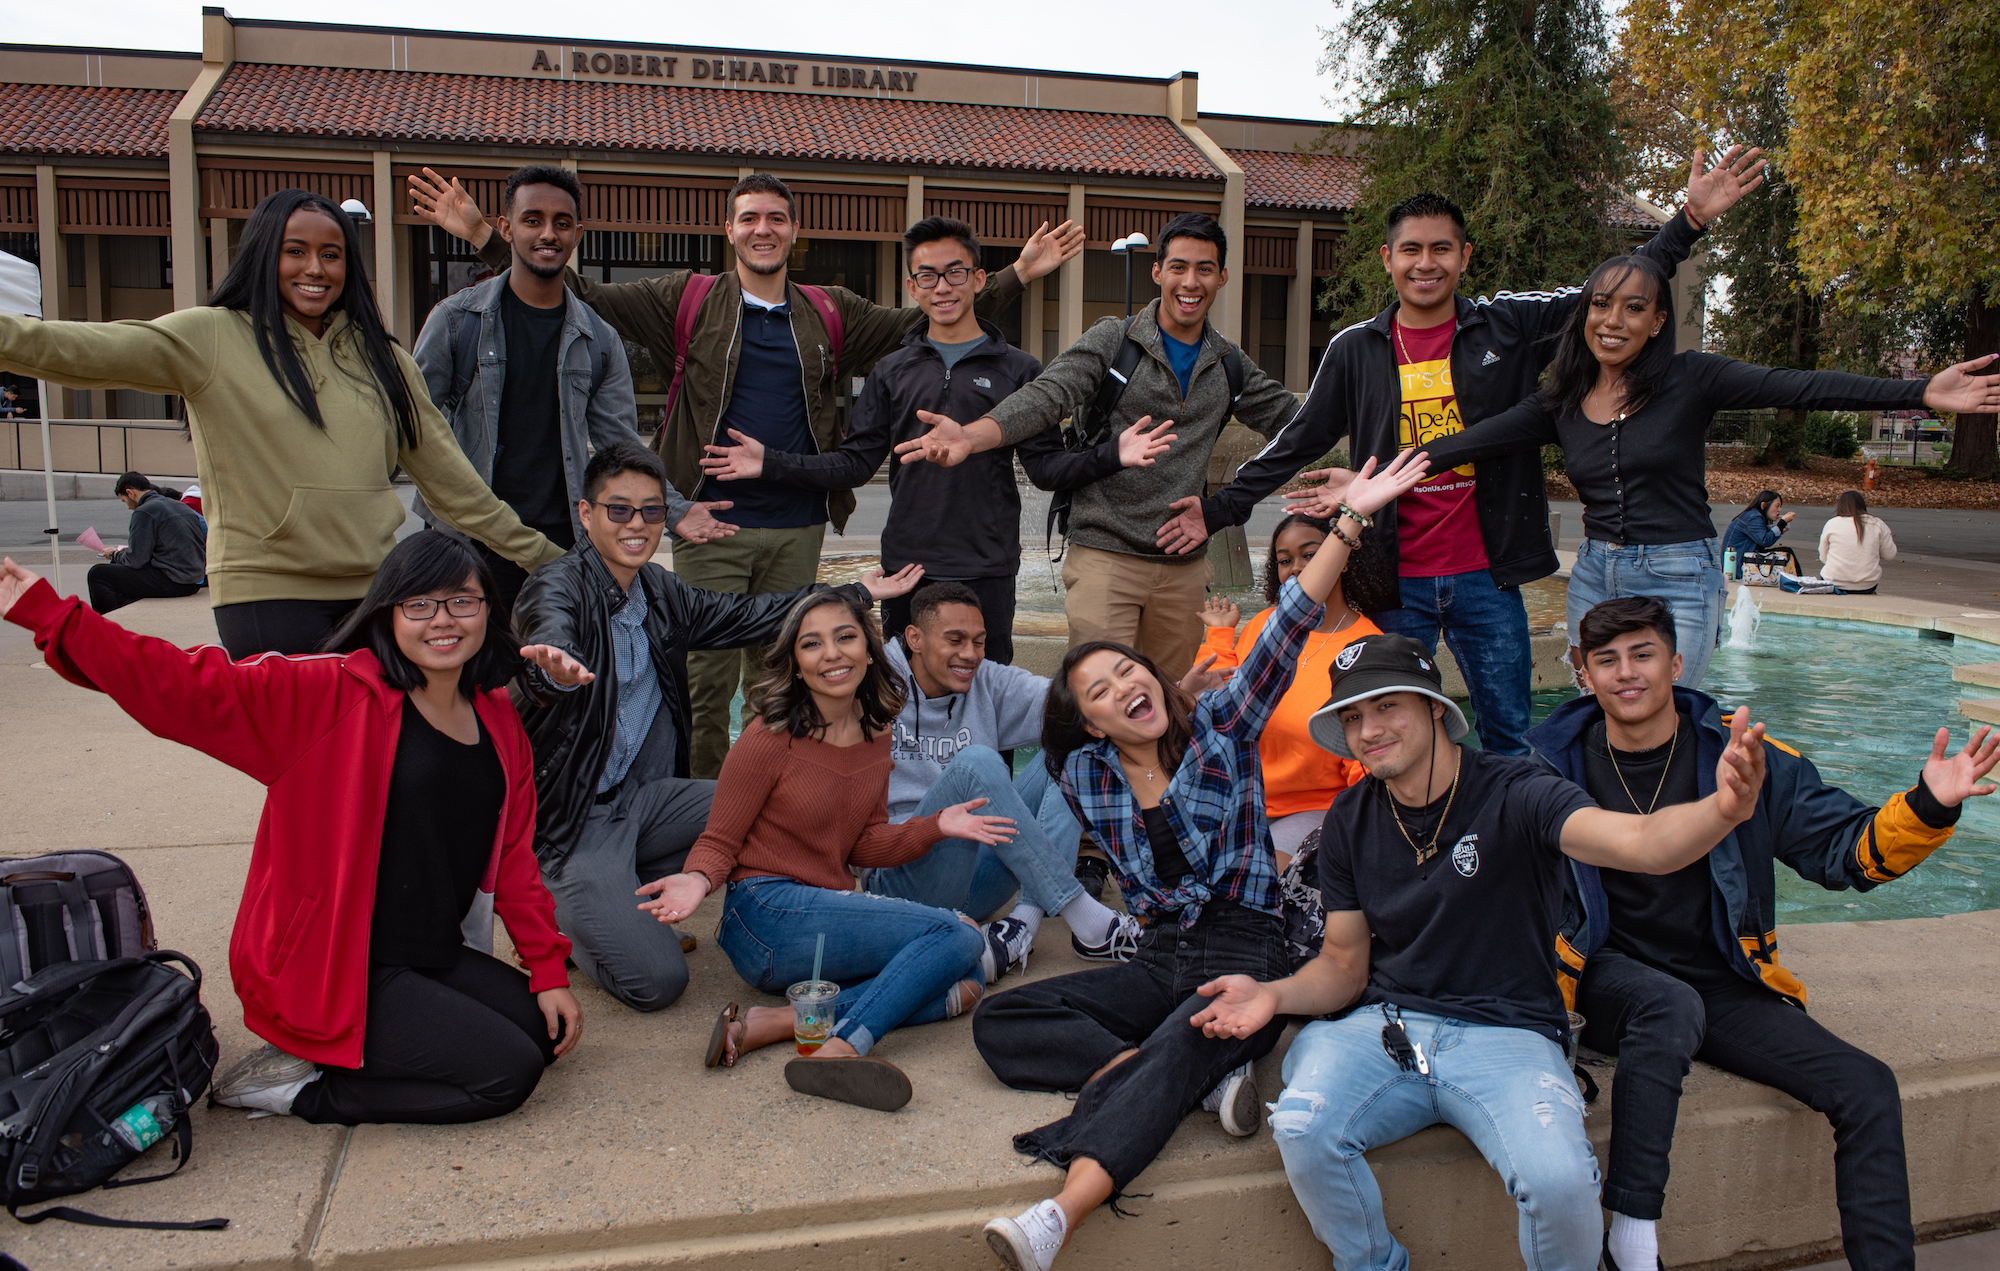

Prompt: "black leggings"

[212,598,359,658]
[288,951,561,1126]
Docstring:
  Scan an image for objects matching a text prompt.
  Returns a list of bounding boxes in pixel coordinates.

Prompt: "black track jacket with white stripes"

[1198,209,1705,588]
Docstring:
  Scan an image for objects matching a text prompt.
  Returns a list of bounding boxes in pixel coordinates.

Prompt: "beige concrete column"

[32,165,63,419]
[208,217,231,295]
[82,236,105,324]
[559,156,582,273]
[876,241,899,309]
[900,174,924,308]
[1024,273,1045,362]
[1287,218,1315,390]
[1059,183,1085,350]
[371,151,399,340]
[168,9,233,312]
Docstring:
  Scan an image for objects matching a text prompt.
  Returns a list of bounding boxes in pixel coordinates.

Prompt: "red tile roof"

[0,84,180,159]
[1230,148,1365,213]
[194,64,1224,182]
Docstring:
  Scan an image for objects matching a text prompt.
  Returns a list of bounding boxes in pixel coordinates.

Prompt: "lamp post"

[1111,232,1149,318]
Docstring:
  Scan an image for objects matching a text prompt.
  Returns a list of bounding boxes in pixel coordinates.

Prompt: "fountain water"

[1726,584,1761,649]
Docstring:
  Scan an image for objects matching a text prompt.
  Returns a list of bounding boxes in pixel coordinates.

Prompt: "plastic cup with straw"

[787,933,838,1055]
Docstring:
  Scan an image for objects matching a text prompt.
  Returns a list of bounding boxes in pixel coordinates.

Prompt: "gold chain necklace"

[1608,722,1680,815]
[1388,751,1461,868]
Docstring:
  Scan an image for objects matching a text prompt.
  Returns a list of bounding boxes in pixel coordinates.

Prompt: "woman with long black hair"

[0,189,564,657]
[1413,253,2000,685]
[0,531,580,1124]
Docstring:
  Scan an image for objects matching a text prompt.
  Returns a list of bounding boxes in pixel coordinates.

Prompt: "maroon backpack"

[662,273,845,426]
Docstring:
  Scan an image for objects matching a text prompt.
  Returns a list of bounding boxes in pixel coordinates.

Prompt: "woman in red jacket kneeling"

[0,531,581,1125]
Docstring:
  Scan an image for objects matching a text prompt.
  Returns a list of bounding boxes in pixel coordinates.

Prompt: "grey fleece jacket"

[883,639,1048,824]
[987,297,1301,561]
[111,489,207,584]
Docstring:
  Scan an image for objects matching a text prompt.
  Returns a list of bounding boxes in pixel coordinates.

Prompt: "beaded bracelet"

[1330,523,1362,550]
[1336,503,1374,529]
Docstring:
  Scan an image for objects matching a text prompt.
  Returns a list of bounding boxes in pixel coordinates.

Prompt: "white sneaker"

[1071,912,1141,962]
[1201,1063,1261,1136]
[209,1042,319,1118]
[981,916,1034,981]
[983,1198,1067,1270]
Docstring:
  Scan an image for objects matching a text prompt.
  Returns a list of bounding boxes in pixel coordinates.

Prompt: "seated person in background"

[1721,489,1796,578]
[1783,489,1896,595]
[86,471,208,615]
[640,589,1013,1113]
[973,454,1432,1271]
[1528,594,1996,1271]
[1196,512,1395,874]
[865,581,1140,977]
[0,533,580,1125]
[1189,626,1771,1271]
[511,441,917,1014]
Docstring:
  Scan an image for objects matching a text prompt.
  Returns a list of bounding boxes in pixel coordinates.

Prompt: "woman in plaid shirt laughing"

[972,452,1433,1271]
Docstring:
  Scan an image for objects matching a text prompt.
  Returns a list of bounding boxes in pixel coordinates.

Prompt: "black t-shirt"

[1316,748,1596,1041]
[1582,713,1740,986]
[1141,804,1193,887]
[491,286,574,547]
[370,698,508,968]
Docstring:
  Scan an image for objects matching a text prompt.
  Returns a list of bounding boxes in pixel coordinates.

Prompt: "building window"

[105,236,171,289]
[0,234,38,267]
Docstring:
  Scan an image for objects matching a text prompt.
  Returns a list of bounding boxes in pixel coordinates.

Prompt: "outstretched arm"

[1561,705,1768,871]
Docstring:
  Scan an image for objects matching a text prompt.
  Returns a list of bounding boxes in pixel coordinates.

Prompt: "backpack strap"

[794,284,845,384]
[442,305,482,417]
[1047,316,1148,557]
[661,272,723,428]
[1221,342,1246,415]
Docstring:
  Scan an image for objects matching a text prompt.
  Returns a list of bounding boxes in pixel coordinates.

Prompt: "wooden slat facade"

[1082,198,1222,250]
[1312,230,1341,277]
[199,160,372,219]
[789,182,904,241]
[922,191,1068,247]
[390,166,507,226]
[0,179,34,229]
[582,177,730,230]
[59,181,171,235]
[1242,229,1296,276]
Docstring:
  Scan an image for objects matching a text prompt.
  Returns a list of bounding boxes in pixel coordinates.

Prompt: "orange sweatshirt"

[1202,608,1376,818]
[684,717,947,892]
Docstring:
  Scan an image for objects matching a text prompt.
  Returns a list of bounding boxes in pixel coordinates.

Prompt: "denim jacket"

[1059,578,1321,928]
[410,271,686,533]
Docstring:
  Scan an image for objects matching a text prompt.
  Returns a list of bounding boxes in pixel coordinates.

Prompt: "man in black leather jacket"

[512,440,917,1011]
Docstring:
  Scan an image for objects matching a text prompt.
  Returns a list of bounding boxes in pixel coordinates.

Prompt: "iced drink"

[787,980,840,1055]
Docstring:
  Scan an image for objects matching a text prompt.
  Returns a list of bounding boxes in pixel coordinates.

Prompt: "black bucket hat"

[1306,632,1471,759]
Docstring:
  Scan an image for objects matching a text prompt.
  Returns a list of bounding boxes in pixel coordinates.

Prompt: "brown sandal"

[704,1003,741,1069]
[784,1054,913,1111]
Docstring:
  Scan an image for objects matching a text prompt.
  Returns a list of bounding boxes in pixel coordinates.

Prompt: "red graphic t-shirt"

[1393,317,1489,577]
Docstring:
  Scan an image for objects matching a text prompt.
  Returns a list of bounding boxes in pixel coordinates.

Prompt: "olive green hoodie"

[0,307,564,606]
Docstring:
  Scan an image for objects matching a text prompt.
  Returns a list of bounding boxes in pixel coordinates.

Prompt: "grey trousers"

[543,776,715,1012]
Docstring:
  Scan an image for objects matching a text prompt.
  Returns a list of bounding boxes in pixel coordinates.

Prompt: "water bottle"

[1723,548,1738,579]
[108,1096,174,1152]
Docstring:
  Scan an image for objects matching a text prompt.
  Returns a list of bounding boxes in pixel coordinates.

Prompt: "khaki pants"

[1060,543,1213,682]
[672,524,826,778]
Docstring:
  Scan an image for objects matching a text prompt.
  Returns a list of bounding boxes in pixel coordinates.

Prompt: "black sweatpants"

[86,562,200,614]
[1579,945,1912,1271]
[881,574,1018,667]
[213,598,359,658]
[289,950,562,1126]
[972,900,1288,1192]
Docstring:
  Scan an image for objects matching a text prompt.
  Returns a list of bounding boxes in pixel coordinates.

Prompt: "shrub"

[1804,411,1859,460]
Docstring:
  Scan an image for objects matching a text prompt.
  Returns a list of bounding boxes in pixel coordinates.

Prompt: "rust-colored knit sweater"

[685,717,947,892]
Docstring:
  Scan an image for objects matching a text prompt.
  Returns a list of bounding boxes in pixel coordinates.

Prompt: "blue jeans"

[715,877,985,1055]
[1568,538,1725,687]
[1377,569,1531,755]
[865,747,1084,920]
[1274,1009,1602,1271]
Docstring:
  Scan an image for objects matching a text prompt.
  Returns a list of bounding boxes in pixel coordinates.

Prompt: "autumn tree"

[1318,0,1630,326]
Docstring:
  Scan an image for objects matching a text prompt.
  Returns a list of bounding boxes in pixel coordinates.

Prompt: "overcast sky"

[13,0,1351,121]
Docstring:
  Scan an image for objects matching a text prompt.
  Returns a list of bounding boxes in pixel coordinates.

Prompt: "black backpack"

[1046,315,1246,550]
[0,853,224,1231]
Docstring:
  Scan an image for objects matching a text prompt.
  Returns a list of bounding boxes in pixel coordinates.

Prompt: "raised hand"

[1714,704,1769,823]
[1015,219,1087,282]
[1341,450,1433,520]
[537,987,582,1058]
[519,643,597,688]
[938,797,1018,845]
[0,558,39,619]
[1685,145,1767,227]
[1281,466,1361,519]
[700,428,767,481]
[1177,652,1234,696]
[861,562,925,599]
[1117,416,1177,468]
[1920,725,2000,806]
[1199,596,1240,629]
[637,872,709,924]
[406,167,492,246]
[673,500,737,544]
[1922,355,2000,415]
[896,410,972,467]
[1189,974,1279,1039]
[1156,496,1212,555]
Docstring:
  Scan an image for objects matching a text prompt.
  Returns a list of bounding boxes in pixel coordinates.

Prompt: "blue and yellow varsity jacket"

[1528,686,1958,1010]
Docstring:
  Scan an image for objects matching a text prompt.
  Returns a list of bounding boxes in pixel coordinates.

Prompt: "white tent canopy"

[0,250,61,592]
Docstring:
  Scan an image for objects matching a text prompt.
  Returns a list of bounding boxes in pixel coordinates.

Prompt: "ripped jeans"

[1274,1009,1602,1271]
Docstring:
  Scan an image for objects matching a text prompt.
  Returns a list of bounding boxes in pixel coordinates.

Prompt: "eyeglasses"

[909,266,974,290]
[589,501,669,524]
[397,595,486,620]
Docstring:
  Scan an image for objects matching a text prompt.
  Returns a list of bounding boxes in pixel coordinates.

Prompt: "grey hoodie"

[883,639,1048,823]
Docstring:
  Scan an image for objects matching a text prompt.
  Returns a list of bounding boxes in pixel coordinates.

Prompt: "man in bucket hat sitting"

[1187,632,1772,1271]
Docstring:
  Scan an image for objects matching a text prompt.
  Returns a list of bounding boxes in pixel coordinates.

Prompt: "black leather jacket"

[510,540,863,869]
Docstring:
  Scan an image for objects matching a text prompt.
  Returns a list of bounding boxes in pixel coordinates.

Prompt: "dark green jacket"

[475,235,1022,531]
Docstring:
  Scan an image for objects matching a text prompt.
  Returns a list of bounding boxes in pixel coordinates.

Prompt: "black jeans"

[972,900,1289,1192]
[213,598,360,658]
[289,950,561,1126]
[86,562,200,614]
[881,573,1018,667]
[1579,946,1912,1271]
